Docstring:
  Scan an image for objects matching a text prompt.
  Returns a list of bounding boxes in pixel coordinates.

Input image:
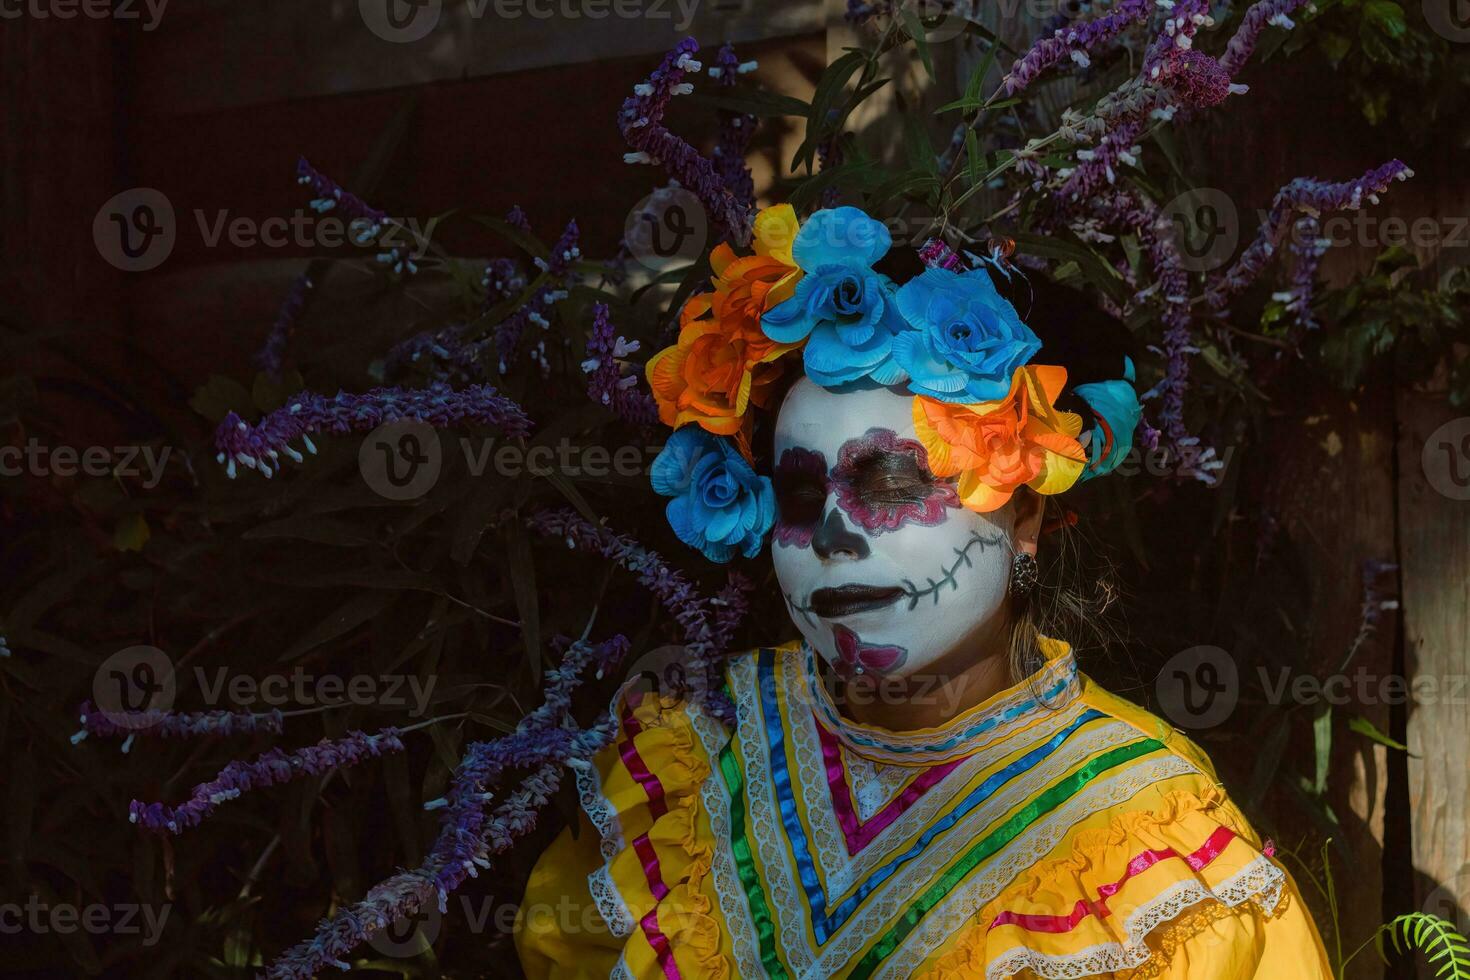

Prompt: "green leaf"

[190,375,255,423]
[1008,231,1130,307]
[1348,714,1412,752]
[964,128,981,186]
[903,112,939,176]
[1312,703,1332,795]
[113,513,150,552]
[899,6,936,81]
[1363,0,1408,37]
[795,51,867,173]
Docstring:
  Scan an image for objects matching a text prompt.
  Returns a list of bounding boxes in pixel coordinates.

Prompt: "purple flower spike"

[494,220,581,372]
[263,634,631,977]
[73,701,285,744]
[619,38,754,245]
[129,729,405,836]
[710,43,758,216]
[1207,160,1413,308]
[505,205,531,233]
[296,157,389,234]
[583,303,658,426]
[254,274,314,379]
[1220,0,1311,78]
[1004,0,1152,95]
[527,508,743,725]
[1144,0,1213,74]
[213,382,532,479]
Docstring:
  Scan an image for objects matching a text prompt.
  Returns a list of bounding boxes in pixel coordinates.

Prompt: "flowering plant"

[22,5,1451,974]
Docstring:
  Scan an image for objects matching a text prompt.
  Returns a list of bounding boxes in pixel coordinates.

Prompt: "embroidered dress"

[517,639,1332,979]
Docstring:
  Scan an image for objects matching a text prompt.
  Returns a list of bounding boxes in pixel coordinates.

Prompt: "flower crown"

[646,204,1141,563]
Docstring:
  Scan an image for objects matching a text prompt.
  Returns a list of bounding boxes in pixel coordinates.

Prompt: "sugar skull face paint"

[772,377,1017,681]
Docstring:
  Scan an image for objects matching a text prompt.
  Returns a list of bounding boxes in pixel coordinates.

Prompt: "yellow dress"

[517,639,1332,979]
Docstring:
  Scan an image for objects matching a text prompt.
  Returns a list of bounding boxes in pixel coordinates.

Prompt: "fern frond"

[1374,912,1470,980]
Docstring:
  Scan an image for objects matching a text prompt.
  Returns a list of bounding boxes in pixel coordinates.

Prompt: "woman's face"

[771,378,1018,680]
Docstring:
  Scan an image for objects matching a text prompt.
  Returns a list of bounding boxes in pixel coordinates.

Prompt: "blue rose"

[651,426,775,562]
[760,207,909,387]
[1073,358,1143,480]
[892,267,1042,402]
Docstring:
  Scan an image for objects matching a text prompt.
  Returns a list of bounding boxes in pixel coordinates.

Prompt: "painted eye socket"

[831,428,960,534]
[773,447,829,547]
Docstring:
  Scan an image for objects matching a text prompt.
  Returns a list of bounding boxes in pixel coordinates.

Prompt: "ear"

[1010,488,1045,557]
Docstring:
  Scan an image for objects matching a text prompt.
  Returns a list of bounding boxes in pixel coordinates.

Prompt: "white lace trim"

[587,862,637,939]
[802,643,1083,762]
[610,952,635,980]
[983,855,1288,980]
[573,754,625,862]
[688,672,766,980]
[789,693,1092,898]
[874,754,1200,980]
[735,647,1183,980]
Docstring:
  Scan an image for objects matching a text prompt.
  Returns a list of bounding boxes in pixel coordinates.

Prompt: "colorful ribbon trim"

[816,712,964,855]
[988,826,1239,934]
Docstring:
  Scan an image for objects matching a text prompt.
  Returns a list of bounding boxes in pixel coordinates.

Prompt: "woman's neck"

[837,618,1016,732]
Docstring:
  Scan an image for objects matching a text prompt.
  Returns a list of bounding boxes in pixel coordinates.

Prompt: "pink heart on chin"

[858,643,905,673]
[830,624,905,674]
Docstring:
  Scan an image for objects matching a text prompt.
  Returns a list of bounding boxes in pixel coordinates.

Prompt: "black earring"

[1010,553,1038,598]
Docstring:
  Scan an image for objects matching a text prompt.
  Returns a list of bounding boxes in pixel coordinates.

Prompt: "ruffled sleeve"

[516,686,729,980]
[920,788,1333,980]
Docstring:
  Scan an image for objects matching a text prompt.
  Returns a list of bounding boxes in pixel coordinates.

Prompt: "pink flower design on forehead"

[832,427,961,535]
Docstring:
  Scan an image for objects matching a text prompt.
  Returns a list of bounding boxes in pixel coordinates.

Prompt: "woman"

[516,206,1332,978]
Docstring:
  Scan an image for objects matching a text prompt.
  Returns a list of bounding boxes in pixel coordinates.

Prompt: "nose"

[811,508,868,561]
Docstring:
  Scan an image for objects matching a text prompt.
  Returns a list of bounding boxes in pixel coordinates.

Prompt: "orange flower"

[911,365,1088,512]
[646,206,803,444]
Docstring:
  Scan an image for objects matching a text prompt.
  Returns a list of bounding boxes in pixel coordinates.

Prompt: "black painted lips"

[809,583,905,618]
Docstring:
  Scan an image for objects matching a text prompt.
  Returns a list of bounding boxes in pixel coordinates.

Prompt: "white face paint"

[771,378,1018,680]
